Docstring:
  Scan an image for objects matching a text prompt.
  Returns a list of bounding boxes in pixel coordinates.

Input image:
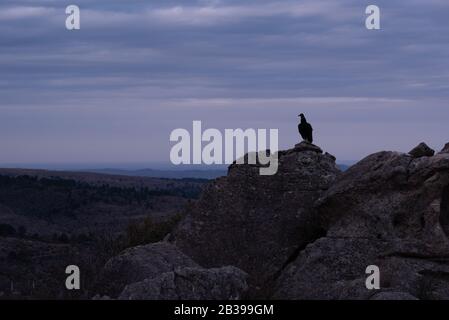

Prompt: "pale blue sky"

[1,0,448,165]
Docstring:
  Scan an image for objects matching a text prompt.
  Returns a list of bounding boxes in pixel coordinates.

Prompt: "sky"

[1,0,448,167]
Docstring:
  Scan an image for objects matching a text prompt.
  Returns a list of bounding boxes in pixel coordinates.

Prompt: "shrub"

[124,214,182,248]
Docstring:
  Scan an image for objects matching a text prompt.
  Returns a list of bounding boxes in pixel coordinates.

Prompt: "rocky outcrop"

[440,143,449,155]
[274,143,449,299]
[97,242,199,297]
[119,266,248,300]
[409,142,435,158]
[170,142,340,296]
[92,141,449,300]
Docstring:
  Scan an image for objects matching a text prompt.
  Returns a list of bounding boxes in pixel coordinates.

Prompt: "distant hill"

[0,168,210,187]
[0,169,206,238]
[0,168,210,298]
[85,168,227,180]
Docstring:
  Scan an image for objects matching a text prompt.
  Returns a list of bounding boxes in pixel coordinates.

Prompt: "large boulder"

[170,142,340,296]
[274,150,449,299]
[119,266,248,300]
[97,242,199,297]
[409,142,435,158]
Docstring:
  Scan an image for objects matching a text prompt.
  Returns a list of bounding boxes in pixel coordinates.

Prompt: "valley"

[0,169,207,299]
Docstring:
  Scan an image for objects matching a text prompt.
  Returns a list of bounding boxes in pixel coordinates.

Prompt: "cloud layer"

[0,0,448,164]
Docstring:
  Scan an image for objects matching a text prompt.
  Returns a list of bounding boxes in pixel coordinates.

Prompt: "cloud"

[0,0,448,163]
[148,1,356,26]
[0,6,55,20]
[38,1,358,28]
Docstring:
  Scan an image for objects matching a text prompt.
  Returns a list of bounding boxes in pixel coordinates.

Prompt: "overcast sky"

[1,0,448,166]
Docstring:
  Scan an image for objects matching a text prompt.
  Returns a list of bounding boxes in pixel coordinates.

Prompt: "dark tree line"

[0,175,203,219]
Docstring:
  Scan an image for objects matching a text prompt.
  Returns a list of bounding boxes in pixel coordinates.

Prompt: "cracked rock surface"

[97,242,199,298]
[119,266,248,300]
[170,142,340,297]
[98,242,249,300]
[274,145,449,299]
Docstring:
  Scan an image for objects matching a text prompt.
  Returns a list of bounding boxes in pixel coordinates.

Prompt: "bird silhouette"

[298,113,313,143]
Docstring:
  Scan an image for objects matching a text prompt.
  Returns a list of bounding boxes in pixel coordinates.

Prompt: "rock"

[273,150,449,299]
[170,144,340,297]
[97,242,199,297]
[119,266,248,300]
[293,141,323,153]
[439,143,449,154]
[409,142,435,158]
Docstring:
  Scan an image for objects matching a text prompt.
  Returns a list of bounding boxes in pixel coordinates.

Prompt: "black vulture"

[298,113,313,143]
